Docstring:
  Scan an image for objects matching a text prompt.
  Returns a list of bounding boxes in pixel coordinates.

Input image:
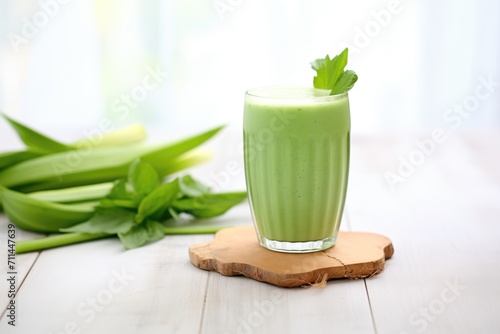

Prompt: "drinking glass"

[243,87,350,253]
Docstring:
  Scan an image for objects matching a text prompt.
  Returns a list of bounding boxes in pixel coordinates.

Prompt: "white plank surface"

[199,212,374,334]
[0,214,41,317]
[201,275,374,334]
[1,130,500,334]
[348,131,500,334]
[0,234,212,334]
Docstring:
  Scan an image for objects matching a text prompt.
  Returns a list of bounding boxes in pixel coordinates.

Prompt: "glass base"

[257,234,336,253]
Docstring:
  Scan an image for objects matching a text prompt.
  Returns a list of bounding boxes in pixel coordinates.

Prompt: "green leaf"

[108,179,135,200]
[311,50,347,89]
[0,125,222,191]
[136,179,180,223]
[140,125,224,166]
[128,159,160,195]
[179,175,211,197]
[0,186,94,233]
[173,192,247,218]
[331,70,358,95]
[311,57,329,89]
[2,114,70,154]
[310,48,357,95]
[144,220,165,242]
[118,220,165,249]
[99,199,139,210]
[0,150,42,171]
[61,207,136,234]
[100,179,142,209]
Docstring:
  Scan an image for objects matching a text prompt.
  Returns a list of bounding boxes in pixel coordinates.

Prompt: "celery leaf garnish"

[311,48,358,95]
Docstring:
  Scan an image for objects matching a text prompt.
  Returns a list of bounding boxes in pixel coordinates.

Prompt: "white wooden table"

[1,129,499,334]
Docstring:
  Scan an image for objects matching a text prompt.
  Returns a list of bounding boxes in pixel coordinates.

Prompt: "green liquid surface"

[244,87,350,242]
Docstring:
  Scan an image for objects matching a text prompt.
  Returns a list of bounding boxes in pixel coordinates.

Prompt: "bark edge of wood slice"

[189,225,394,288]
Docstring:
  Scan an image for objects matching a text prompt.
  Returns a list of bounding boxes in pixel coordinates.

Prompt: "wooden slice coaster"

[189,225,394,288]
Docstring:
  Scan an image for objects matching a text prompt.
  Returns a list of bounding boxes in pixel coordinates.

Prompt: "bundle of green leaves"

[61,160,246,250]
[0,114,246,253]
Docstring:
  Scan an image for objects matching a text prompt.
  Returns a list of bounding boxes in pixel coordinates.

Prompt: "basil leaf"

[61,207,136,234]
[99,199,139,210]
[136,179,180,223]
[108,179,135,200]
[128,159,160,195]
[118,220,165,249]
[179,175,211,197]
[100,179,142,209]
[173,192,247,218]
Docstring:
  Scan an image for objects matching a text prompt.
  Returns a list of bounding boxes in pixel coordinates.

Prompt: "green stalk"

[16,225,227,254]
[0,115,147,173]
[0,150,42,171]
[163,225,226,234]
[28,183,114,203]
[70,123,147,148]
[16,233,111,254]
[0,126,222,191]
[1,187,95,233]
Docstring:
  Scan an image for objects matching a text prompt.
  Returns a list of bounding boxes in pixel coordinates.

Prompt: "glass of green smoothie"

[243,48,357,253]
[243,87,350,253]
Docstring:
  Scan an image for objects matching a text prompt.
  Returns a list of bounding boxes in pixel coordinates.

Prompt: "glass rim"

[245,86,348,100]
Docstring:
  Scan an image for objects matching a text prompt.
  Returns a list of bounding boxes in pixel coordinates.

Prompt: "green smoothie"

[243,87,350,252]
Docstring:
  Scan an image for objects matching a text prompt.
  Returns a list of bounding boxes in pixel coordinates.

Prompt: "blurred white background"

[0,0,499,138]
